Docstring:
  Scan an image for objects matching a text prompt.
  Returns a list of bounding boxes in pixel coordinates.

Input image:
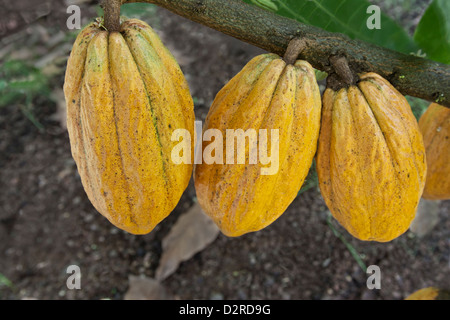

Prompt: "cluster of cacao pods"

[64,17,448,242]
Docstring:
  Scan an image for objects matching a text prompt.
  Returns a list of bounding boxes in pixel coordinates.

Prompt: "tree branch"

[102,0,121,32]
[118,0,450,107]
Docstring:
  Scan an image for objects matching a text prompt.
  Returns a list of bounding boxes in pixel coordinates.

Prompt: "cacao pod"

[418,103,450,200]
[316,73,427,242]
[64,18,195,234]
[194,53,322,237]
[405,287,450,300]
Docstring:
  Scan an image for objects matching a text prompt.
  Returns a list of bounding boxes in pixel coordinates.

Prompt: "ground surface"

[0,0,449,300]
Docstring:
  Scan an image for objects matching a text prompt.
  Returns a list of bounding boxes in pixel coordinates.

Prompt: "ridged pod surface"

[418,103,450,200]
[64,18,195,234]
[194,53,322,237]
[316,73,427,242]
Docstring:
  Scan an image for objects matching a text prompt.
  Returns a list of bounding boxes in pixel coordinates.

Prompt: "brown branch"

[283,38,306,65]
[329,55,356,88]
[115,0,450,107]
[102,0,121,32]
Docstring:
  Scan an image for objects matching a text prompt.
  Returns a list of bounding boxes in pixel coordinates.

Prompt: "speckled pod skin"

[418,103,450,200]
[316,73,427,242]
[194,53,322,237]
[64,19,195,234]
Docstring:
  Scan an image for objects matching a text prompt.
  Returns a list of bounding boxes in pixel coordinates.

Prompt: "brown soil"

[0,2,449,300]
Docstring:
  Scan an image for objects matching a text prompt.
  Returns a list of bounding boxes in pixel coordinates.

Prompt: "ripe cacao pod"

[194,53,322,237]
[405,287,450,300]
[418,103,450,200]
[316,72,427,242]
[64,18,195,234]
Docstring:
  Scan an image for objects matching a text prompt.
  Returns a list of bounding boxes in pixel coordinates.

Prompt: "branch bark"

[102,0,121,32]
[118,0,450,107]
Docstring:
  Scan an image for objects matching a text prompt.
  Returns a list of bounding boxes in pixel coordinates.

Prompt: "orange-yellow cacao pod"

[418,103,450,200]
[194,53,322,237]
[405,287,450,300]
[64,18,195,234]
[316,73,427,242]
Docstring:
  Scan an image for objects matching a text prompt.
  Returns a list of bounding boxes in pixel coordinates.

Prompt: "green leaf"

[250,0,278,12]
[414,0,450,64]
[243,0,419,54]
[314,69,328,82]
[406,96,430,121]
[120,3,157,18]
[0,60,51,107]
[0,59,49,131]
[298,160,318,195]
[0,273,13,288]
[326,213,367,272]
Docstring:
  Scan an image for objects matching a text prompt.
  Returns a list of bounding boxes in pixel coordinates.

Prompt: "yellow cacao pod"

[405,287,450,300]
[418,103,450,200]
[64,18,195,234]
[316,73,427,242]
[194,53,322,237]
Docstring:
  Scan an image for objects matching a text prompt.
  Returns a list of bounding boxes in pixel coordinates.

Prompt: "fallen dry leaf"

[49,88,67,130]
[155,203,219,281]
[410,198,441,237]
[124,275,172,300]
